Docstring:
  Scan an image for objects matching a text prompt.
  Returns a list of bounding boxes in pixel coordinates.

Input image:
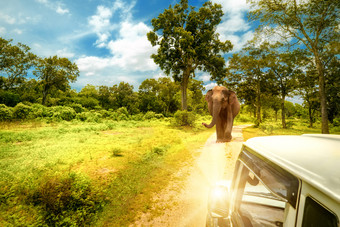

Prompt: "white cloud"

[75,56,110,76]
[56,6,69,15]
[13,29,23,35]
[199,73,212,82]
[212,0,249,14]
[205,82,218,91]
[0,14,16,24]
[212,0,253,52]
[0,27,6,34]
[75,0,158,87]
[107,21,157,71]
[35,0,70,15]
[56,48,75,58]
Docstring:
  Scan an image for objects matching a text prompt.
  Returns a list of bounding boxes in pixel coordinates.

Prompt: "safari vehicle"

[207,134,340,227]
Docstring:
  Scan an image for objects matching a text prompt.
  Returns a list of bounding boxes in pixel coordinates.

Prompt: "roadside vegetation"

[0,114,215,226]
[0,107,339,226]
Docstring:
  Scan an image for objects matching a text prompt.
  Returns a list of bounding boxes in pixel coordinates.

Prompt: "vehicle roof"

[243,134,340,203]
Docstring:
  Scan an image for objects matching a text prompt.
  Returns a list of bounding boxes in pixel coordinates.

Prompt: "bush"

[30,173,105,226]
[13,103,32,120]
[0,104,13,121]
[144,111,156,120]
[70,103,85,113]
[333,117,340,127]
[51,106,76,121]
[30,104,51,119]
[113,107,129,121]
[86,111,103,123]
[131,113,144,121]
[173,110,196,126]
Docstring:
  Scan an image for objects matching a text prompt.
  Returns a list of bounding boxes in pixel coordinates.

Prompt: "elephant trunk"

[203,102,221,128]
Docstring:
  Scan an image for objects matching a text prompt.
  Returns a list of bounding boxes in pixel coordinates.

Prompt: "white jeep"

[207,134,340,227]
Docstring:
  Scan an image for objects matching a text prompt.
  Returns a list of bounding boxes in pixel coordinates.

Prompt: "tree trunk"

[42,84,49,106]
[181,69,190,111]
[314,53,329,133]
[256,78,261,126]
[281,94,286,129]
[308,103,313,128]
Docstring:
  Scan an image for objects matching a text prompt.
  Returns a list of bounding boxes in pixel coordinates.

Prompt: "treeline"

[0,37,207,120]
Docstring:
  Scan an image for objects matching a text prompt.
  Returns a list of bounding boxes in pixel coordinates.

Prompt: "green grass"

[0,119,214,226]
[243,118,340,141]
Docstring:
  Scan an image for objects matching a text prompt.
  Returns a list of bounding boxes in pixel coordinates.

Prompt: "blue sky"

[0,0,256,92]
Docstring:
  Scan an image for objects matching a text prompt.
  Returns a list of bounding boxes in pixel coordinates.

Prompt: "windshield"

[240,148,300,208]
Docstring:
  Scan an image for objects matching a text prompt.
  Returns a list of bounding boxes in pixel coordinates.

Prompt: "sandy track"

[131,125,250,227]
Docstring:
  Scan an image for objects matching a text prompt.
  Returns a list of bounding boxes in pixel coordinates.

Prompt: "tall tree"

[112,82,139,114]
[33,56,79,105]
[147,0,232,110]
[227,42,272,126]
[267,47,300,128]
[248,0,339,133]
[0,37,36,89]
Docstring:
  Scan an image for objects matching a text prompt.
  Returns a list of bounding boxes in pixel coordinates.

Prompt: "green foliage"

[51,106,76,121]
[144,111,156,120]
[70,103,85,113]
[0,90,21,107]
[13,102,32,119]
[0,104,13,121]
[172,110,196,126]
[30,173,105,226]
[147,0,232,109]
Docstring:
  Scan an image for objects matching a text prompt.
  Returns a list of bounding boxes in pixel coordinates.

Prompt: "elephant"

[202,86,240,143]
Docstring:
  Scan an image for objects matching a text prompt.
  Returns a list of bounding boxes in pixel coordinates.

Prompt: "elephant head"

[202,86,240,142]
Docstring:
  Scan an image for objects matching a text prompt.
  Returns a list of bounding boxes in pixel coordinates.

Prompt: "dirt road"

[132,125,249,227]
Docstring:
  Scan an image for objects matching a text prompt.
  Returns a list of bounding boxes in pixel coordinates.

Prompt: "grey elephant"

[202,86,240,143]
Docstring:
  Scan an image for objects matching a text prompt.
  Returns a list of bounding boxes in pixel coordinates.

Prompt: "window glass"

[240,148,299,208]
[302,197,338,227]
[239,171,286,227]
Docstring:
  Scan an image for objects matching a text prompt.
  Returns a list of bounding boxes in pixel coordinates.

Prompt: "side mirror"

[208,180,230,218]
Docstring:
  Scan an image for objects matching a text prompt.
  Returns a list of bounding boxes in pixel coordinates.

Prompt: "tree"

[226,41,272,126]
[248,0,339,133]
[112,82,139,114]
[297,64,319,128]
[268,47,300,128]
[147,0,232,110]
[33,56,79,105]
[0,37,36,89]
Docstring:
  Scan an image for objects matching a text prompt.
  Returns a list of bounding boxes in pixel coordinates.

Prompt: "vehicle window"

[239,171,286,227]
[302,197,338,227]
[240,148,300,208]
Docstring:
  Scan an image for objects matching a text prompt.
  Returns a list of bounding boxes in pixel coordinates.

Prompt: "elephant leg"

[224,107,233,142]
[215,119,224,142]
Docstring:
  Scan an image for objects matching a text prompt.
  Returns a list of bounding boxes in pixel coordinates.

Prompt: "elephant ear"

[228,91,237,104]
[205,89,213,102]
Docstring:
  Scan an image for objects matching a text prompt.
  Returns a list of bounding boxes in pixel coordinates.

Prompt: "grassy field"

[0,118,214,226]
[1,115,339,226]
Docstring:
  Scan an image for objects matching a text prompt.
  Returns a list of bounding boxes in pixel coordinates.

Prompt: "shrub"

[76,112,88,121]
[30,173,106,226]
[333,117,340,127]
[51,106,76,121]
[131,113,144,121]
[173,110,196,126]
[155,113,164,119]
[86,111,102,123]
[70,103,85,113]
[13,103,32,120]
[144,111,156,120]
[0,104,13,121]
[30,104,50,119]
[113,107,129,121]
